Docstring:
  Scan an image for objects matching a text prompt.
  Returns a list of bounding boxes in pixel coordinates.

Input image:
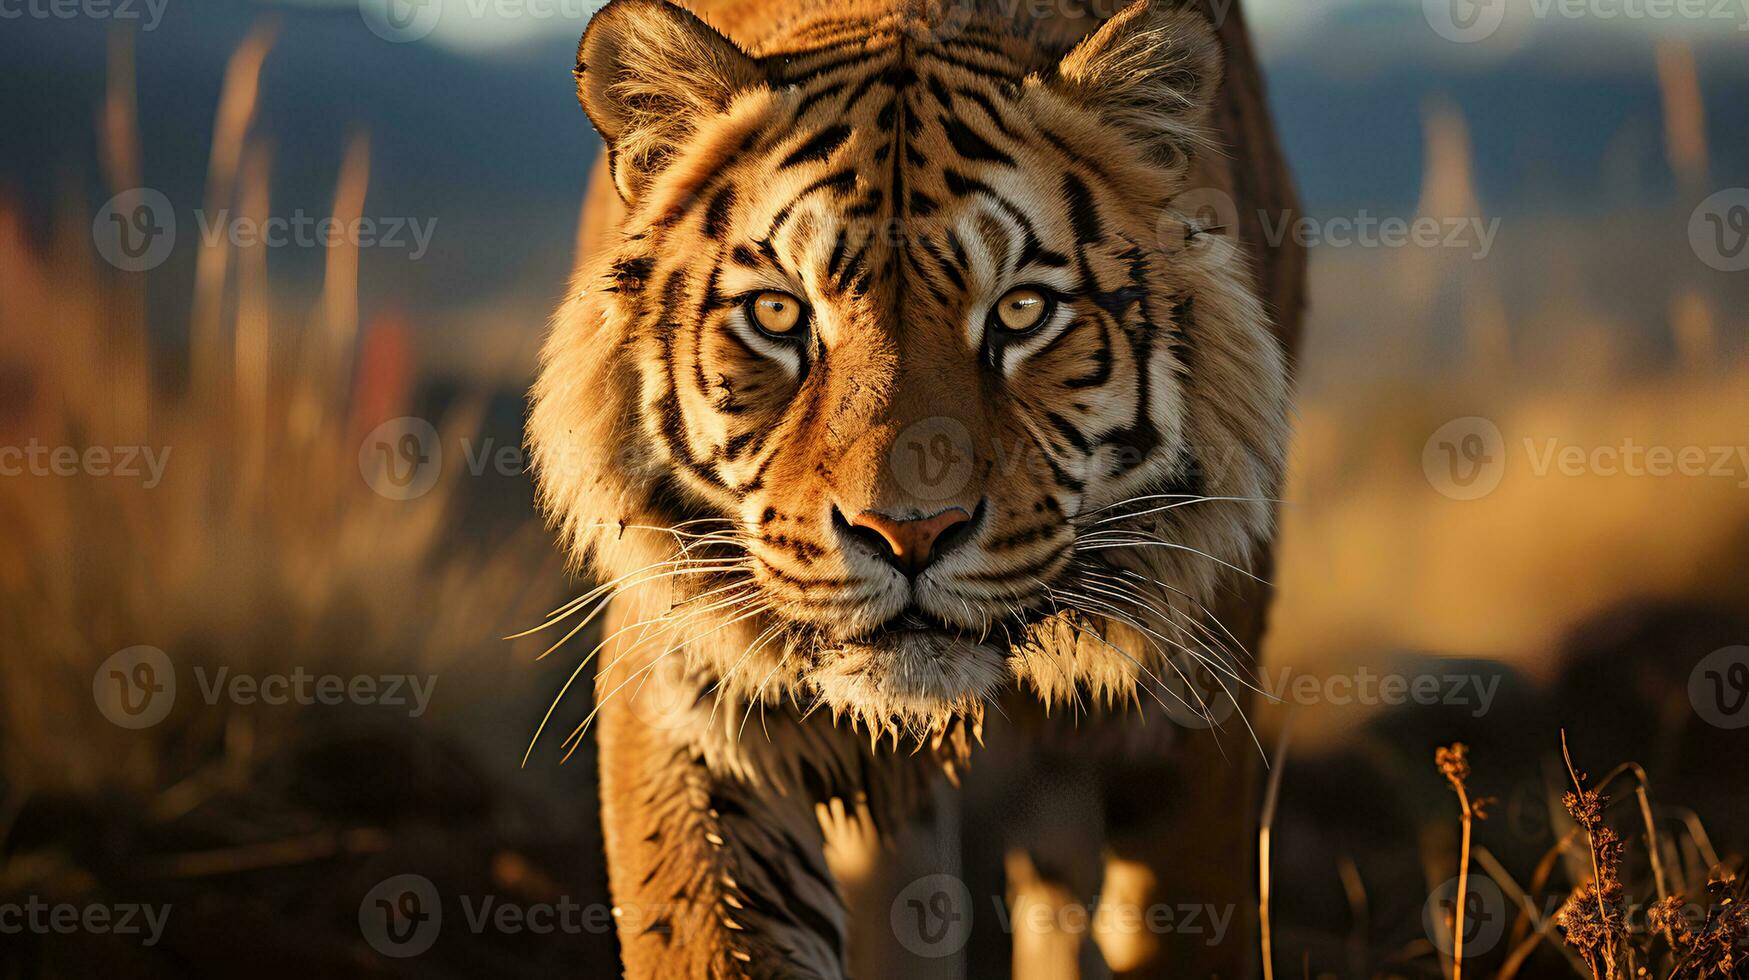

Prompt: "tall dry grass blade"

[1258,714,1293,980]
[1656,42,1718,372]
[1668,289,1716,371]
[190,21,277,399]
[321,131,371,391]
[98,28,149,442]
[100,30,142,198]
[1655,41,1709,197]
[234,140,273,504]
[1413,97,1510,373]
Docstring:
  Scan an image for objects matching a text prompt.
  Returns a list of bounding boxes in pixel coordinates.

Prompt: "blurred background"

[1,0,1746,976]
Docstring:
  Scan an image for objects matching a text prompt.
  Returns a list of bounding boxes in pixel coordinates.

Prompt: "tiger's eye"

[995,288,1048,333]
[751,292,804,335]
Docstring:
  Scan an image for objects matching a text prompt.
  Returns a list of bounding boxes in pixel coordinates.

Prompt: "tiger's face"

[531,0,1288,738]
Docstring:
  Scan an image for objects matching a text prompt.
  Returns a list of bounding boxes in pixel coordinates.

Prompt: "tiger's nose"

[838,505,975,578]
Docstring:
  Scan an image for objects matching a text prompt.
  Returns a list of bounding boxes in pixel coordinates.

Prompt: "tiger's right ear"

[575,0,764,202]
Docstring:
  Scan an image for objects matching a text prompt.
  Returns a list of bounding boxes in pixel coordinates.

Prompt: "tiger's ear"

[1052,1,1222,171]
[575,0,764,201]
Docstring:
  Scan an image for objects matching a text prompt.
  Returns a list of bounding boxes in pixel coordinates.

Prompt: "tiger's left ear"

[1051,1,1222,171]
[575,0,765,202]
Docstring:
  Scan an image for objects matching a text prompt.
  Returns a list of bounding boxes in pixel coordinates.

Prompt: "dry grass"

[1266,47,1749,744]
[0,21,1744,980]
[0,35,559,799]
[0,33,586,976]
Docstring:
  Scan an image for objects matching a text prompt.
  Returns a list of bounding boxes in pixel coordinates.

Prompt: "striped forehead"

[710,28,1080,296]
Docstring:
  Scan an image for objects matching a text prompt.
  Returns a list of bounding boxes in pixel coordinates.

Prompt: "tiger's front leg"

[593,600,851,978]
[595,695,850,978]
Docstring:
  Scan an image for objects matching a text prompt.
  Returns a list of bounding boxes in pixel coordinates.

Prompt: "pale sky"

[330,0,1745,58]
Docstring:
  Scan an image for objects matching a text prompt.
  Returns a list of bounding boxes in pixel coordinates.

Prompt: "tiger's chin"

[798,627,1014,740]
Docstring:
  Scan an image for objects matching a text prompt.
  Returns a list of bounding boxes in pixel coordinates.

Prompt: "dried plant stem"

[1436,743,1488,980]
[1452,777,1474,979]
[1561,732,1610,945]
[1258,714,1293,980]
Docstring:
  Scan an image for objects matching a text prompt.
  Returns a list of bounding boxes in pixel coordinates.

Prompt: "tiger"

[527,0,1302,974]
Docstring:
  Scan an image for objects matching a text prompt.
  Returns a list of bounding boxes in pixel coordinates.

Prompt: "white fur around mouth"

[800,630,1013,737]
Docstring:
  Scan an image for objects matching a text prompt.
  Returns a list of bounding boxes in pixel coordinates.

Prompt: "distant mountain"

[1262,4,1749,217]
[0,0,598,340]
[2,0,1743,342]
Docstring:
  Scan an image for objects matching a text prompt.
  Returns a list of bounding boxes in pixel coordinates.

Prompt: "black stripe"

[794,80,846,116]
[925,72,954,108]
[944,169,1055,271]
[937,114,1007,164]
[1100,264,1169,475]
[1062,172,1102,244]
[844,187,884,218]
[766,169,860,238]
[953,85,1017,138]
[774,48,883,86]
[946,228,969,271]
[919,46,1023,82]
[610,256,653,293]
[835,242,871,293]
[959,538,1074,582]
[938,35,1015,60]
[1037,316,1113,390]
[874,97,897,130]
[842,70,888,113]
[824,227,850,280]
[703,186,735,239]
[1039,126,1114,185]
[692,261,722,413]
[1045,410,1092,453]
[654,271,728,490]
[780,125,854,169]
[742,843,846,962]
[1028,430,1085,493]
